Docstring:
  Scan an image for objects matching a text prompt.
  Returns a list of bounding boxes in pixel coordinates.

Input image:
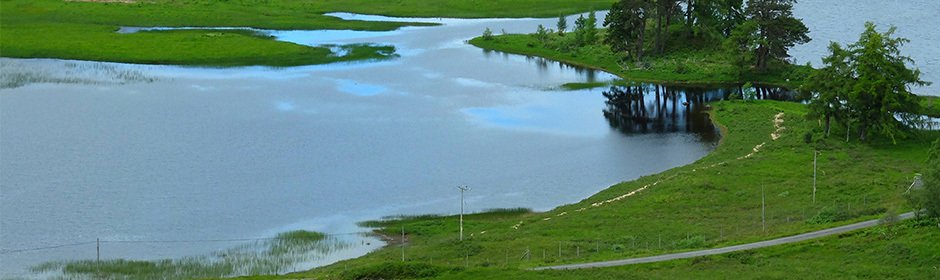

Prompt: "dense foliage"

[803,23,930,142]
[603,0,809,73]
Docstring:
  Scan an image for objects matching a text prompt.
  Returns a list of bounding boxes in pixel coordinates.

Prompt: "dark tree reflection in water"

[602,84,796,142]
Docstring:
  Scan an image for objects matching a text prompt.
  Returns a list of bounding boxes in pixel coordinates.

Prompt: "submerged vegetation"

[31,231,348,279]
[0,59,156,89]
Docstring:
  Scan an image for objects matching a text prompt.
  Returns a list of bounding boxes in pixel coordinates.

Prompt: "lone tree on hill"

[847,23,927,142]
[804,22,929,142]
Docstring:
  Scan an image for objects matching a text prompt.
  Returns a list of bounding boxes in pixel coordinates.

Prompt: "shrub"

[482,28,494,40]
[807,206,851,224]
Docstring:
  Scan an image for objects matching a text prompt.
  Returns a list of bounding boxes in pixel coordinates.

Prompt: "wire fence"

[381,200,897,269]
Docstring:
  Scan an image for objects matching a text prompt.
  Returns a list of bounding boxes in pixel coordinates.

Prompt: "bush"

[482,28,494,40]
[807,206,851,224]
[674,63,689,74]
[675,235,706,249]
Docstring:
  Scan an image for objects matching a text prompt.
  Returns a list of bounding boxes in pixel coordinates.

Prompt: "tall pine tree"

[745,0,810,71]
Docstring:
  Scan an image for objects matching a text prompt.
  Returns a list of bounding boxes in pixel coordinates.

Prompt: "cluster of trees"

[526,12,601,51]
[802,22,930,143]
[540,12,599,47]
[604,0,809,73]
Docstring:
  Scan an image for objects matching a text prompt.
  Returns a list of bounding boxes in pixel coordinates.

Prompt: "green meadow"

[0,0,613,66]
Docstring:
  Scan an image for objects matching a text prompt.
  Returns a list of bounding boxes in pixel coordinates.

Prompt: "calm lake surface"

[1,1,938,278]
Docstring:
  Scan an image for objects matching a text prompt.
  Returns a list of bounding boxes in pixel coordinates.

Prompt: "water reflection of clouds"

[461,94,608,137]
[453,77,501,88]
[276,101,296,112]
[333,79,390,96]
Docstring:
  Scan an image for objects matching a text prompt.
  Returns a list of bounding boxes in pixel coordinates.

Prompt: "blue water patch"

[276,101,296,112]
[334,79,388,96]
[462,107,528,127]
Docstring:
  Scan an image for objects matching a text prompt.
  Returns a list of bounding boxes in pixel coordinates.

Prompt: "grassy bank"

[221,100,938,279]
[0,0,613,66]
[469,33,813,88]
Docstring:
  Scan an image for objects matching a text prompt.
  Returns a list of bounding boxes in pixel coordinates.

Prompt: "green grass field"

[217,99,938,280]
[424,218,940,279]
[0,0,614,66]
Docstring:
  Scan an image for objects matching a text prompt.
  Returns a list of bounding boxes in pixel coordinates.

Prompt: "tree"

[848,22,928,142]
[557,15,567,36]
[716,0,746,37]
[802,22,929,142]
[605,0,650,60]
[573,14,587,46]
[482,27,494,40]
[802,42,852,136]
[584,10,599,45]
[535,24,550,43]
[744,0,810,71]
[653,0,679,54]
[724,20,759,77]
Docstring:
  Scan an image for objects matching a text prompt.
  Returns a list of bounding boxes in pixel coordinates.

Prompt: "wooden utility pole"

[813,151,818,204]
[458,186,470,241]
[401,226,405,261]
[762,186,766,232]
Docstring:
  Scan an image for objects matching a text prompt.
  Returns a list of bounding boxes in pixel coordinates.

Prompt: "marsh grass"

[0,59,156,89]
[30,231,350,280]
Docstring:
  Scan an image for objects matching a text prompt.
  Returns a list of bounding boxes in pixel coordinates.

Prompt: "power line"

[0,241,96,255]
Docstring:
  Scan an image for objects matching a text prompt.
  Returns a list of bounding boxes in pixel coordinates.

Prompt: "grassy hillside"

[0,0,614,66]
[220,100,938,279]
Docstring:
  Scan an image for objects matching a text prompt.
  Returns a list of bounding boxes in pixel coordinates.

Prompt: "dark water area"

[601,84,797,141]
